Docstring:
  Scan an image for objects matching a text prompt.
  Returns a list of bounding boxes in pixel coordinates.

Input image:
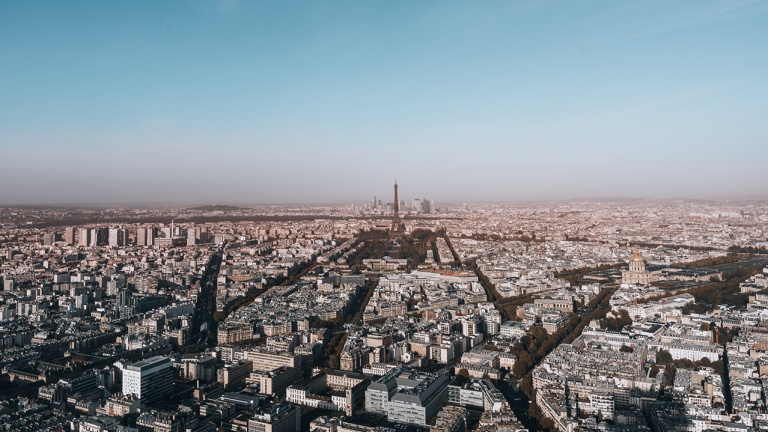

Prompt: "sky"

[1,0,767,205]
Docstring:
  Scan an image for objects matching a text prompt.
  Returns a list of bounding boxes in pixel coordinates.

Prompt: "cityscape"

[2,1,767,432]
[1,183,768,431]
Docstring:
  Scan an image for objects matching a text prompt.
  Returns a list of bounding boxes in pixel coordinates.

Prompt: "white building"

[120,356,173,404]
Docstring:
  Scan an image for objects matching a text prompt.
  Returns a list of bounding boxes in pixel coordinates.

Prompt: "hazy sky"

[1,1,766,204]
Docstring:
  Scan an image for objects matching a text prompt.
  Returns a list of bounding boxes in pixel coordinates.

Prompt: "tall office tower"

[64,227,76,245]
[187,225,196,246]
[118,289,132,307]
[389,181,406,240]
[421,198,435,215]
[89,228,99,247]
[412,199,422,213]
[372,196,378,209]
[147,228,157,246]
[137,227,156,246]
[121,356,173,404]
[78,228,91,247]
[108,228,127,247]
[42,233,56,245]
[98,227,109,245]
[137,228,147,246]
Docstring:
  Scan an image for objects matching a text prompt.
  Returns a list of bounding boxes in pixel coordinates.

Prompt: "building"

[431,405,467,432]
[104,393,141,417]
[137,228,156,246]
[340,347,368,372]
[120,356,173,404]
[64,226,76,245]
[533,298,574,313]
[136,409,198,432]
[218,322,254,345]
[42,232,56,245]
[622,249,659,285]
[248,403,300,432]
[365,367,452,426]
[187,224,196,246]
[218,360,253,391]
[179,355,218,383]
[108,228,127,247]
[589,392,615,421]
[542,314,570,334]
[243,348,297,372]
[448,378,507,412]
[250,366,302,396]
[78,228,91,247]
[286,369,370,415]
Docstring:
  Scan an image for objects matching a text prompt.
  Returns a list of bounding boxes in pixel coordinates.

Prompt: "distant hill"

[186,205,247,211]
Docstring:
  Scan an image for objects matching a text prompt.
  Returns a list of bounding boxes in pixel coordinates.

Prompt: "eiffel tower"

[389,180,406,241]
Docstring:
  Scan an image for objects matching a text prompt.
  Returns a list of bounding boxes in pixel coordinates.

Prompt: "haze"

[1,1,766,204]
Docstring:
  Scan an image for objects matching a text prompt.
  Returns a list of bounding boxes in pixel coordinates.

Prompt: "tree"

[529,325,549,340]
[601,317,618,331]
[620,344,634,353]
[649,364,660,378]
[711,360,724,375]
[664,365,676,387]
[699,322,710,331]
[656,350,673,364]
[617,309,632,330]
[513,351,533,378]
[328,354,339,369]
[519,374,534,396]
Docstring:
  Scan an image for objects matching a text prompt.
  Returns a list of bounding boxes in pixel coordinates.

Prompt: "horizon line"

[2,195,768,208]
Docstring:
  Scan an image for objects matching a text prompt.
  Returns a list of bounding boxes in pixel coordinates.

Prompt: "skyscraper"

[187,225,197,246]
[137,227,156,246]
[137,228,147,246]
[42,232,56,245]
[420,199,436,215]
[412,199,422,213]
[64,227,76,245]
[78,228,91,247]
[108,228,127,247]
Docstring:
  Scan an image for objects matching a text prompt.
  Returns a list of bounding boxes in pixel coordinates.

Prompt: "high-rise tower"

[389,180,406,240]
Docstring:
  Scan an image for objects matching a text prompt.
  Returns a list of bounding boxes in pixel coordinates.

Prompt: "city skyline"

[2,0,767,204]
[1,0,767,421]
[2,198,767,431]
